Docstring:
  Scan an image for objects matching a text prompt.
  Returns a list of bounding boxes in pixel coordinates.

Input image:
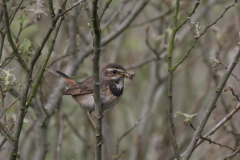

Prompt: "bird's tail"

[56,70,75,85]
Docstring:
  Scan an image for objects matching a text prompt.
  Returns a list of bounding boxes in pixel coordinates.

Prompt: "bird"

[56,63,134,127]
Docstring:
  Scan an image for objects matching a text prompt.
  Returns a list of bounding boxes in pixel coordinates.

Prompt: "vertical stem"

[0,34,5,61]
[9,71,32,160]
[167,0,180,159]
[91,0,102,160]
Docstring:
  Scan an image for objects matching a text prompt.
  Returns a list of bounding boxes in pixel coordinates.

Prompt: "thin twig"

[0,86,6,124]
[130,8,173,28]
[194,103,240,150]
[0,34,6,61]
[0,121,14,144]
[224,85,240,102]
[189,123,236,152]
[9,0,24,25]
[171,0,236,72]
[2,0,28,71]
[113,149,128,160]
[176,1,200,30]
[170,40,197,72]
[63,113,91,148]
[55,106,64,160]
[114,106,150,157]
[0,122,14,149]
[217,56,240,83]
[26,16,65,107]
[54,0,86,20]
[223,147,240,160]
[48,0,56,19]
[195,1,236,40]
[101,3,126,30]
[145,27,159,58]
[84,0,92,28]
[0,54,15,69]
[183,45,240,160]
[99,0,113,21]
[0,96,20,119]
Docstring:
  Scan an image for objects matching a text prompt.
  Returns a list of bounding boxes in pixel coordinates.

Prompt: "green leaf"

[176,111,197,123]
[23,38,31,51]
[18,13,26,23]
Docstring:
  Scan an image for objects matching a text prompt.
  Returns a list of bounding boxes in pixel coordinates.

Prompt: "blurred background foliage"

[1,0,240,160]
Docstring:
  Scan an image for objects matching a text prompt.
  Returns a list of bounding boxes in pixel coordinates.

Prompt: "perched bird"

[56,63,134,127]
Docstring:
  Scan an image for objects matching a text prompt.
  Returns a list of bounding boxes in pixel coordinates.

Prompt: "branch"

[55,106,64,160]
[0,96,20,119]
[9,0,24,25]
[2,0,28,71]
[194,1,236,40]
[0,86,6,124]
[91,0,102,159]
[63,113,91,148]
[176,0,200,30]
[114,106,150,157]
[223,147,240,160]
[183,44,240,160]
[47,49,79,68]
[170,40,197,72]
[113,149,128,160]
[99,0,113,21]
[48,0,55,19]
[145,27,159,58]
[0,123,14,150]
[195,103,240,149]
[101,0,150,46]
[224,86,240,102]
[54,0,85,20]
[167,0,181,159]
[171,0,236,72]
[0,34,5,61]
[130,8,173,28]
[126,56,158,70]
[29,2,67,70]
[0,122,14,144]
[189,123,236,152]
[84,0,92,28]
[101,2,126,30]
[217,56,240,83]
[26,16,65,107]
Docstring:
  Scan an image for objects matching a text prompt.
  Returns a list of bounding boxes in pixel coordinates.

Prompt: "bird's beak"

[118,72,125,76]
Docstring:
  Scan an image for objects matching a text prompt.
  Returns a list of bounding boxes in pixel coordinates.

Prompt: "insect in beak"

[125,71,135,80]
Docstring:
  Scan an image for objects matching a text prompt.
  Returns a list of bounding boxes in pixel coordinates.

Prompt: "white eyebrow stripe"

[106,68,124,72]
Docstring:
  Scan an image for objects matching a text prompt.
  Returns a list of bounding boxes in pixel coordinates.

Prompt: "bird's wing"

[63,75,94,95]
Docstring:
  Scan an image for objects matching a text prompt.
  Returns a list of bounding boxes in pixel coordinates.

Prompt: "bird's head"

[101,63,126,81]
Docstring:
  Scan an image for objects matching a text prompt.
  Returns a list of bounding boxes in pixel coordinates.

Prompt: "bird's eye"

[112,70,117,74]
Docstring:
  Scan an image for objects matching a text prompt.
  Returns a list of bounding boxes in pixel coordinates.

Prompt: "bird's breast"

[100,83,123,111]
[109,83,123,97]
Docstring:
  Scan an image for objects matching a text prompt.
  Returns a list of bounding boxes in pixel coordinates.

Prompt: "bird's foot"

[94,113,104,120]
[94,136,104,147]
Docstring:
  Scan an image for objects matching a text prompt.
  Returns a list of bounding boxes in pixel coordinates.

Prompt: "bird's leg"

[87,110,96,128]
